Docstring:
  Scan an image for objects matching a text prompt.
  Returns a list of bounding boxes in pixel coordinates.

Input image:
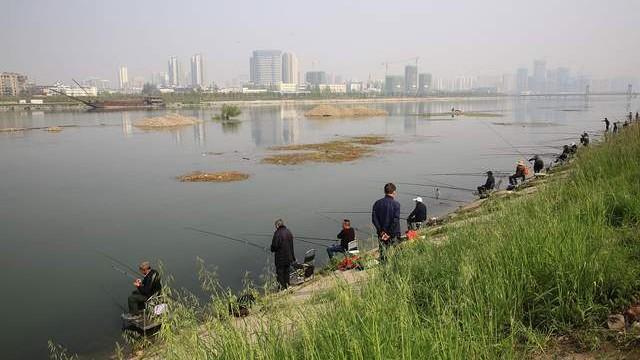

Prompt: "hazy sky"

[2,0,639,85]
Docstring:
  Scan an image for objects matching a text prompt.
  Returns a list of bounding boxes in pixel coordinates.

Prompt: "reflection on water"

[221,120,241,134]
[194,121,206,144]
[121,112,132,137]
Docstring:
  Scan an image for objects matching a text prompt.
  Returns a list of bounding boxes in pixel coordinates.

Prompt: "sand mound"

[178,171,249,183]
[45,127,63,132]
[0,127,26,132]
[134,114,199,129]
[305,105,387,118]
[263,135,391,165]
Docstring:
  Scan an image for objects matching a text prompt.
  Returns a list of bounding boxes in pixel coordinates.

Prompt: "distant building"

[516,68,529,94]
[418,73,432,95]
[533,60,546,93]
[0,72,28,96]
[47,84,98,97]
[305,71,328,86]
[250,50,282,88]
[454,76,474,91]
[318,84,347,93]
[346,81,363,93]
[404,65,418,95]
[168,56,180,87]
[190,53,205,88]
[118,66,129,90]
[384,75,404,96]
[276,83,299,93]
[281,52,299,84]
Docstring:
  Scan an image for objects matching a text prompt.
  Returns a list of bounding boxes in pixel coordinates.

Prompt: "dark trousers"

[509,174,525,185]
[534,164,543,173]
[128,290,147,314]
[326,244,346,259]
[276,265,290,291]
[378,237,398,263]
[407,221,423,230]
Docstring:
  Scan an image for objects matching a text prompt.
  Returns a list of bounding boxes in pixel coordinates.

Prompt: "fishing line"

[185,227,269,252]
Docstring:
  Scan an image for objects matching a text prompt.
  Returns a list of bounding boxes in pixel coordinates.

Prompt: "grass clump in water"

[150,125,640,359]
[263,135,391,165]
[178,171,249,182]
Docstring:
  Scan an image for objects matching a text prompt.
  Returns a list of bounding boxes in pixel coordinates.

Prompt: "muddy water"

[0,96,636,359]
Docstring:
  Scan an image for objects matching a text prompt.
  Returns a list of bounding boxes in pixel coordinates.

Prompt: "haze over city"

[2,0,639,86]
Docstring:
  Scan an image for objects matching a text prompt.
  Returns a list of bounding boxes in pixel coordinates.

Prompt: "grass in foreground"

[144,126,640,359]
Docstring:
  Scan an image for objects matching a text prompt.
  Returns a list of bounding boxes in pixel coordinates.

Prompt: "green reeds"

[145,125,640,359]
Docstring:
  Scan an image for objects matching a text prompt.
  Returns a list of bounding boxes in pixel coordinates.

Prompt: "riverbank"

[0,93,621,113]
[114,123,640,359]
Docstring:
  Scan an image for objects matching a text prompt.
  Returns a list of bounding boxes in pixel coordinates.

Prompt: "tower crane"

[381,57,420,76]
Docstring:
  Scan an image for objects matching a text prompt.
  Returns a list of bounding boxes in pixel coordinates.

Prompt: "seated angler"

[327,219,355,259]
[406,197,427,230]
[555,145,571,163]
[508,160,527,186]
[127,261,162,316]
[477,171,495,197]
[580,132,590,146]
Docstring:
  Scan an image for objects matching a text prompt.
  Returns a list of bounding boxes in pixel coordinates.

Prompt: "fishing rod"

[481,120,526,158]
[321,210,409,215]
[243,233,337,242]
[401,191,468,204]
[110,263,139,280]
[185,227,269,252]
[96,249,141,276]
[397,181,475,192]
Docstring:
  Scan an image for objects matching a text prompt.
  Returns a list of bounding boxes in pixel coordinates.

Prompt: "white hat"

[413,197,423,203]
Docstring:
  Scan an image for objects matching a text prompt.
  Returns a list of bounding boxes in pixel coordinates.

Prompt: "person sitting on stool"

[327,219,355,259]
[127,261,161,315]
[406,197,427,230]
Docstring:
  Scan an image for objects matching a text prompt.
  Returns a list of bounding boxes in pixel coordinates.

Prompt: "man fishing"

[528,155,544,174]
[477,170,495,197]
[508,160,527,187]
[406,197,427,230]
[127,261,161,315]
[372,183,401,262]
[603,117,610,132]
[326,219,355,259]
[555,145,571,163]
[613,122,619,133]
[580,132,590,146]
[271,219,295,291]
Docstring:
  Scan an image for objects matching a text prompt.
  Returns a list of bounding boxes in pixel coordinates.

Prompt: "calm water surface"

[0,96,637,359]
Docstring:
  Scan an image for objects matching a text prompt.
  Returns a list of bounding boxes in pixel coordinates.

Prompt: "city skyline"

[3,0,640,86]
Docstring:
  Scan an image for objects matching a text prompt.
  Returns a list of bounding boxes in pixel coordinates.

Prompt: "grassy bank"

[135,125,640,359]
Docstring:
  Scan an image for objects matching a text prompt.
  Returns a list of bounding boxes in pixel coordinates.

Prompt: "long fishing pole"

[96,249,140,276]
[185,227,269,252]
[110,263,139,280]
[397,181,475,192]
[243,233,336,242]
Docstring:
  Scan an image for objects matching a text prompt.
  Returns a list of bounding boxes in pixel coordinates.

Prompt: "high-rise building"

[418,73,432,95]
[384,75,404,96]
[305,71,328,86]
[281,52,299,84]
[516,68,529,94]
[118,66,129,90]
[0,72,27,96]
[404,65,418,95]
[190,53,205,87]
[168,56,180,87]
[533,60,546,93]
[250,50,282,87]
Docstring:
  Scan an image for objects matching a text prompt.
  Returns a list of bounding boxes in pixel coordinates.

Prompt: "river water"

[0,96,636,359]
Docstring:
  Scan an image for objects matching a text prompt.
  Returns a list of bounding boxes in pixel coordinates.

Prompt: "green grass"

[144,125,640,359]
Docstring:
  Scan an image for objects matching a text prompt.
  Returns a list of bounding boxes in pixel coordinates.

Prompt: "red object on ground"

[337,255,360,271]
[406,230,418,240]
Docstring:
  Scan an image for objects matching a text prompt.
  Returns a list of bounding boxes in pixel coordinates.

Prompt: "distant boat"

[49,87,165,111]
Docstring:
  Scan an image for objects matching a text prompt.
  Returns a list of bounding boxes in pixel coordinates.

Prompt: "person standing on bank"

[528,155,545,174]
[127,261,161,315]
[603,117,610,132]
[372,183,401,262]
[406,197,427,230]
[270,219,295,291]
[327,219,355,259]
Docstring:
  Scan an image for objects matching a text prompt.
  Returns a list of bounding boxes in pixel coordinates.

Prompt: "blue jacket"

[372,195,401,237]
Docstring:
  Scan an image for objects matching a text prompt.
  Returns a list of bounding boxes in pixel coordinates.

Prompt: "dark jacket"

[138,269,162,298]
[337,228,355,250]
[483,174,495,190]
[271,225,295,267]
[407,202,427,223]
[372,195,401,238]
[529,157,544,172]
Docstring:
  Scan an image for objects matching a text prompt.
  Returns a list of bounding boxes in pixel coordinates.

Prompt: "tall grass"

[150,125,640,359]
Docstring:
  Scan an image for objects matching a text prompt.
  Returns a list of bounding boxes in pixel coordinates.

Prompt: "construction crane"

[381,57,420,76]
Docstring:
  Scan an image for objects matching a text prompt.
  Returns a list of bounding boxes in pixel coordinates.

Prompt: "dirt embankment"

[304,104,388,118]
[134,114,200,129]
